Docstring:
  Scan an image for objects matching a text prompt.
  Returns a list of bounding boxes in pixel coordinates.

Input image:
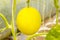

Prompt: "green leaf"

[45,25,60,40]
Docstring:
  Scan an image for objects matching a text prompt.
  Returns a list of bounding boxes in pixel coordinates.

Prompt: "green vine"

[54,0,59,25]
[0,13,10,32]
[0,0,17,40]
[26,33,47,40]
[0,13,10,29]
[54,0,59,9]
[11,0,17,40]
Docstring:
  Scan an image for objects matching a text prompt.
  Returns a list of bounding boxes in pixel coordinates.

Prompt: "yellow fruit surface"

[16,7,41,35]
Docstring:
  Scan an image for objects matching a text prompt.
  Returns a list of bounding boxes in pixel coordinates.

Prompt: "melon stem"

[27,0,30,8]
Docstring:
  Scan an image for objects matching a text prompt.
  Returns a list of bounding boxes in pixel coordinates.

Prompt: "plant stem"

[0,13,9,29]
[26,33,47,40]
[11,0,16,40]
[27,0,30,8]
[0,27,7,32]
[56,9,58,25]
[54,0,59,25]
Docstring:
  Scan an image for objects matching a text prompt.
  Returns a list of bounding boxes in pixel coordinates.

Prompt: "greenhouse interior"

[0,0,60,40]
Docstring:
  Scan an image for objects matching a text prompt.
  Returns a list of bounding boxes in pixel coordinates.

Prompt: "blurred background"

[0,0,59,40]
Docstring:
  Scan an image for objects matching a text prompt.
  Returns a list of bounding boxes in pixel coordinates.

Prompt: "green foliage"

[46,25,60,40]
[54,0,59,9]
